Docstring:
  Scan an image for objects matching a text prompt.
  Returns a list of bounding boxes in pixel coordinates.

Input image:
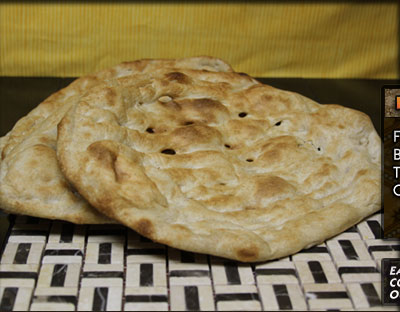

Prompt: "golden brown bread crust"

[0,57,233,223]
[57,68,381,261]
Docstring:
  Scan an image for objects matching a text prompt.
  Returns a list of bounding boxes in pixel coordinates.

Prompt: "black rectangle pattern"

[308,261,328,283]
[50,264,67,287]
[125,295,168,303]
[13,243,31,264]
[0,288,17,311]
[309,291,349,299]
[60,223,74,243]
[92,287,108,311]
[184,286,200,311]
[181,251,195,263]
[82,271,123,278]
[338,240,359,260]
[255,268,297,276]
[224,262,241,285]
[169,270,209,277]
[140,263,153,286]
[98,243,112,264]
[273,285,293,310]
[361,283,381,307]
[0,272,37,279]
[216,293,260,301]
[338,267,379,275]
[34,295,77,304]
[367,220,382,239]
[44,249,83,257]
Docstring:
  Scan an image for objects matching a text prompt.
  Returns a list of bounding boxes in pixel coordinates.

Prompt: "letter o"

[390,290,399,300]
[393,184,400,196]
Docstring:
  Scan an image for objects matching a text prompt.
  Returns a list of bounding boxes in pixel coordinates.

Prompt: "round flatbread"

[57,68,381,261]
[0,57,233,223]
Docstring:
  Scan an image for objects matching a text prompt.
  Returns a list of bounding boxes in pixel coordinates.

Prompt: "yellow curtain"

[0,2,398,78]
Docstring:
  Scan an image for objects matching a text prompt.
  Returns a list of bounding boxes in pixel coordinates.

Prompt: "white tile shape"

[83,263,123,272]
[214,284,258,294]
[258,284,307,311]
[1,243,44,265]
[87,235,125,243]
[42,255,82,264]
[346,282,382,310]
[210,258,254,285]
[124,302,169,311]
[83,243,99,264]
[168,274,212,286]
[0,278,35,288]
[126,253,167,264]
[8,235,46,243]
[81,278,123,288]
[169,285,185,311]
[294,260,341,284]
[0,287,33,311]
[44,243,84,251]
[126,263,167,287]
[336,260,380,283]
[30,302,75,311]
[327,239,372,262]
[255,260,298,284]
[34,286,78,296]
[0,263,39,272]
[303,283,353,310]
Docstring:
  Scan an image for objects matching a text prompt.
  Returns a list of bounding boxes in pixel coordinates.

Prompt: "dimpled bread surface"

[57,68,381,262]
[0,57,233,224]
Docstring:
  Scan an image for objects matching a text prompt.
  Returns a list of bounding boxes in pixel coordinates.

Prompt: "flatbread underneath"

[57,68,381,261]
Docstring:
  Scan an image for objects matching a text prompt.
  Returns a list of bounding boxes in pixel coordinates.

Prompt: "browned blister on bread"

[57,67,381,261]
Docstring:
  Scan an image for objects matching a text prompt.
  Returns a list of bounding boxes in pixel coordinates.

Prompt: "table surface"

[0,77,399,311]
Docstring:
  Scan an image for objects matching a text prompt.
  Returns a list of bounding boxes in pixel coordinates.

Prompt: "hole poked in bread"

[161,149,176,155]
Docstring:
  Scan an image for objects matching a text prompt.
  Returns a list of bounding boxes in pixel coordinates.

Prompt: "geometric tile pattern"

[0,212,399,311]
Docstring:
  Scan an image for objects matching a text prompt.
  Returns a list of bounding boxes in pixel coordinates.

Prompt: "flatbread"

[0,57,233,223]
[57,68,381,261]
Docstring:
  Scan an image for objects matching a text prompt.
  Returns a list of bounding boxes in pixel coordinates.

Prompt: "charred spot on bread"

[166,72,190,84]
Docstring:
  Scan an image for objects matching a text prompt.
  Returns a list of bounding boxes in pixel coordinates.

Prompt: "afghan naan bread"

[0,57,233,223]
[57,68,381,261]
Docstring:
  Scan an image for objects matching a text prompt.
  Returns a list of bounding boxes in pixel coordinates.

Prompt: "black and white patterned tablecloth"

[0,212,399,311]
